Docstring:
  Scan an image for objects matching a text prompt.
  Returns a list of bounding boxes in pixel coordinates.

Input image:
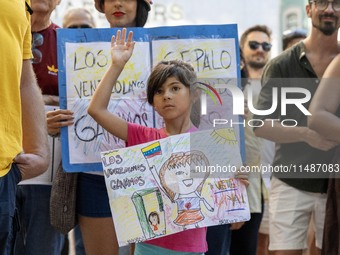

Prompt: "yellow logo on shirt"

[47,65,58,75]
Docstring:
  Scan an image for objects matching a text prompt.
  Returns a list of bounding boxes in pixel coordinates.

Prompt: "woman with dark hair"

[94,0,151,27]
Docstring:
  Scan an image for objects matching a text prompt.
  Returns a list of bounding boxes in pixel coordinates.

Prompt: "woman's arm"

[88,29,135,141]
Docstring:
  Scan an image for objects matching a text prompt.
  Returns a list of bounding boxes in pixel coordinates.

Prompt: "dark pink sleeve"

[127,123,161,147]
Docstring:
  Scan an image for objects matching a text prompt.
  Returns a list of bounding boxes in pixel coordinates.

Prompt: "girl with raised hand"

[88,28,208,255]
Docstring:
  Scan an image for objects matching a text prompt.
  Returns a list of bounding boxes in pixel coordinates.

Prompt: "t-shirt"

[127,123,208,253]
[0,0,32,176]
[32,23,59,96]
[254,42,338,193]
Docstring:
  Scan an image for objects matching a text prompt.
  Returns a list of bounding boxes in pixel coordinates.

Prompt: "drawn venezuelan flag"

[141,142,162,159]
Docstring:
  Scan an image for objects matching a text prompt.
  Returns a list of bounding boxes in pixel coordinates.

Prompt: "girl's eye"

[155,89,162,95]
[172,86,180,91]
[176,171,184,175]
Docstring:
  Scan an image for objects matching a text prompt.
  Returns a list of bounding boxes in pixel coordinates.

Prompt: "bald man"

[62,8,95,28]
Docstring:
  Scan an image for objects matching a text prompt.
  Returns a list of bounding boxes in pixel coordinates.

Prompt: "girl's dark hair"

[147,60,197,105]
[99,0,149,27]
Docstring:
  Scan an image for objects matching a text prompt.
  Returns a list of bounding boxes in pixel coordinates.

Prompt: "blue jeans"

[14,185,65,255]
[74,225,86,255]
[0,164,21,255]
[205,224,231,255]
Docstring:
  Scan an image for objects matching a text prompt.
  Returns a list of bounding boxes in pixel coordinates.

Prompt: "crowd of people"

[0,0,339,255]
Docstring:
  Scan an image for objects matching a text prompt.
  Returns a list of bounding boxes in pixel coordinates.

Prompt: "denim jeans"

[0,164,21,255]
[205,224,231,255]
[14,185,65,255]
[73,225,86,255]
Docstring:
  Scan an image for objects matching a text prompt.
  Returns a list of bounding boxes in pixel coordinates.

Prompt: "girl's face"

[150,215,158,225]
[163,164,203,195]
[103,0,138,28]
[152,77,192,122]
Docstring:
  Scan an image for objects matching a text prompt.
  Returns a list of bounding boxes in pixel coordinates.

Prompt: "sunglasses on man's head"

[67,24,92,29]
[248,41,272,52]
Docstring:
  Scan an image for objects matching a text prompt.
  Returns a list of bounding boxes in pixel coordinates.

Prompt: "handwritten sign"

[101,128,249,246]
[57,25,243,172]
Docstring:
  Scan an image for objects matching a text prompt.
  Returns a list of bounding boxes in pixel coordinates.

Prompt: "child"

[88,28,207,255]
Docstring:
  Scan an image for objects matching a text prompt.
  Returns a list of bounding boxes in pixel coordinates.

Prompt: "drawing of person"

[150,150,214,228]
[148,211,160,232]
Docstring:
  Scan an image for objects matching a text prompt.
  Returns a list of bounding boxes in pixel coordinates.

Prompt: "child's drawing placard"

[57,25,244,172]
[100,128,250,246]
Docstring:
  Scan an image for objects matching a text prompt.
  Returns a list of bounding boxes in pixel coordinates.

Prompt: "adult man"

[240,25,272,80]
[14,0,69,254]
[230,25,273,255]
[254,1,340,254]
[0,1,49,254]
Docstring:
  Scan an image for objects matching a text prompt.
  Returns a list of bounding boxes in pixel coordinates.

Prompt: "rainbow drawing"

[142,142,162,159]
[196,82,223,106]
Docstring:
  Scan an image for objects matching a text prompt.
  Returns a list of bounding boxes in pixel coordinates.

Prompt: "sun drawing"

[211,128,238,145]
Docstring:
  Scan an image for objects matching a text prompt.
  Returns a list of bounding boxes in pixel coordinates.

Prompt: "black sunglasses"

[248,41,272,52]
[67,24,92,29]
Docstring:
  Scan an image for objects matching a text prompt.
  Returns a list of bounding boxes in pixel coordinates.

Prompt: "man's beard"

[247,60,266,69]
[313,14,339,36]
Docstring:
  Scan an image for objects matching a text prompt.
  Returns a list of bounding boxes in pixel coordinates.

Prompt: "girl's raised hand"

[111,28,135,67]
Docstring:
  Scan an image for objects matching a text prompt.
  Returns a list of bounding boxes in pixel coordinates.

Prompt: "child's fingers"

[127,31,134,47]
[112,29,133,47]
[121,28,127,42]
[116,29,121,44]
[127,31,133,43]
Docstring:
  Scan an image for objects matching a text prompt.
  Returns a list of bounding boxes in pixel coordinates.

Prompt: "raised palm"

[110,28,135,66]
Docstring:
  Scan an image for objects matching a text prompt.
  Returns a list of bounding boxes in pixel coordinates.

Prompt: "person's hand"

[304,128,337,151]
[14,152,49,180]
[230,221,245,230]
[235,166,249,186]
[46,109,74,136]
[111,28,135,68]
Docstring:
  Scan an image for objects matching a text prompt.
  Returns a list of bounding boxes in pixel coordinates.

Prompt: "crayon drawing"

[146,149,214,229]
[101,128,250,246]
